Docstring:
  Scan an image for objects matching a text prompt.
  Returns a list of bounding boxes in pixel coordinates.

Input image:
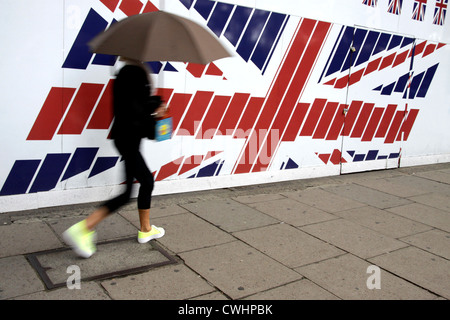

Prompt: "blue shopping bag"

[155,117,172,141]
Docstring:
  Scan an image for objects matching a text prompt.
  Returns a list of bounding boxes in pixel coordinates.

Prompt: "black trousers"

[103,137,154,213]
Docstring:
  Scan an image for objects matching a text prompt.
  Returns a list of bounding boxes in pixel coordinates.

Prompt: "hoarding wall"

[1,0,449,212]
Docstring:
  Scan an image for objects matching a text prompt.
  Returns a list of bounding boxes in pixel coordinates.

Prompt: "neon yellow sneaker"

[62,220,97,258]
[138,225,165,243]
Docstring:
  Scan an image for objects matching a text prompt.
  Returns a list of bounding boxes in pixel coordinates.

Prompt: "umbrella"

[88,11,231,64]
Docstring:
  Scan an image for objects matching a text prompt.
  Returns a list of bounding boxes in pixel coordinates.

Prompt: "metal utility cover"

[26,237,177,290]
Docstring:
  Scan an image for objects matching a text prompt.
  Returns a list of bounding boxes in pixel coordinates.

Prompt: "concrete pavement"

[1,163,449,300]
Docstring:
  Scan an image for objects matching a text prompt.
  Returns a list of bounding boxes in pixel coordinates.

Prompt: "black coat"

[110,65,159,140]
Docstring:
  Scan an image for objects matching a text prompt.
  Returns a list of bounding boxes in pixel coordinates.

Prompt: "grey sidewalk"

[1,163,449,300]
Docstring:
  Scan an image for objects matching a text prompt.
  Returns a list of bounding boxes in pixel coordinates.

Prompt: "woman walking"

[63,58,166,258]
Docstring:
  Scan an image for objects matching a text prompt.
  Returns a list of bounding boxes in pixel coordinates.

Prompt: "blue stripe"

[341,28,367,72]
[373,33,391,55]
[236,9,270,62]
[394,73,410,93]
[29,154,71,193]
[61,148,99,181]
[194,0,216,20]
[251,12,287,70]
[326,27,354,77]
[179,0,194,9]
[388,35,403,50]
[416,64,438,98]
[381,82,395,96]
[0,160,41,195]
[366,150,379,161]
[89,157,119,178]
[224,6,252,46]
[355,31,379,67]
[207,2,234,37]
[408,71,425,99]
[62,9,108,70]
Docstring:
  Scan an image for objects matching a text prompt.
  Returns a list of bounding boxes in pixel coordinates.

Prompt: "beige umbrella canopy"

[88,11,231,64]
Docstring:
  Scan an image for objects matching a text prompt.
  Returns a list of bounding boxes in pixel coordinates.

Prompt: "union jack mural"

[0,0,447,198]
[412,0,428,21]
[433,0,448,25]
[362,0,378,7]
[387,0,403,15]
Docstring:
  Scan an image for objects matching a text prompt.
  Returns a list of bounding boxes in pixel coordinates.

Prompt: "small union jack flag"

[433,0,448,25]
[362,0,378,7]
[387,0,403,15]
[412,0,428,21]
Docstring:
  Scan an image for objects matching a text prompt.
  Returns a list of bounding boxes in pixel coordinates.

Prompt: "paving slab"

[181,198,279,232]
[119,204,189,227]
[387,203,450,232]
[0,221,62,258]
[149,213,235,253]
[232,193,286,204]
[0,255,45,299]
[26,237,176,290]
[244,279,339,300]
[415,170,450,185]
[247,198,338,227]
[13,282,111,300]
[179,240,302,300]
[283,188,366,213]
[408,193,450,212]
[354,175,437,198]
[332,205,432,238]
[399,229,450,260]
[233,223,344,268]
[101,264,215,300]
[322,184,413,209]
[296,254,438,300]
[369,246,450,299]
[48,213,137,242]
[300,219,408,259]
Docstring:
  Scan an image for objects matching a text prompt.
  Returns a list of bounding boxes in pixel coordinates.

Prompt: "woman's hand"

[154,102,167,118]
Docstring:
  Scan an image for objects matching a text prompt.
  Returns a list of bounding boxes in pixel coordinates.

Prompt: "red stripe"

[27,87,76,140]
[155,156,184,181]
[187,63,207,78]
[100,0,119,12]
[283,102,310,141]
[177,91,214,136]
[235,97,264,134]
[379,52,396,70]
[170,93,192,133]
[396,109,419,141]
[375,104,396,138]
[364,57,382,76]
[196,95,231,139]
[326,104,346,140]
[348,68,364,86]
[142,1,158,13]
[87,79,114,130]
[342,100,363,136]
[392,50,409,68]
[217,93,250,136]
[313,101,339,139]
[119,0,143,16]
[300,99,327,136]
[252,21,332,172]
[58,83,103,135]
[385,111,405,143]
[361,107,384,141]
[179,155,204,175]
[156,88,174,103]
[350,103,374,138]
